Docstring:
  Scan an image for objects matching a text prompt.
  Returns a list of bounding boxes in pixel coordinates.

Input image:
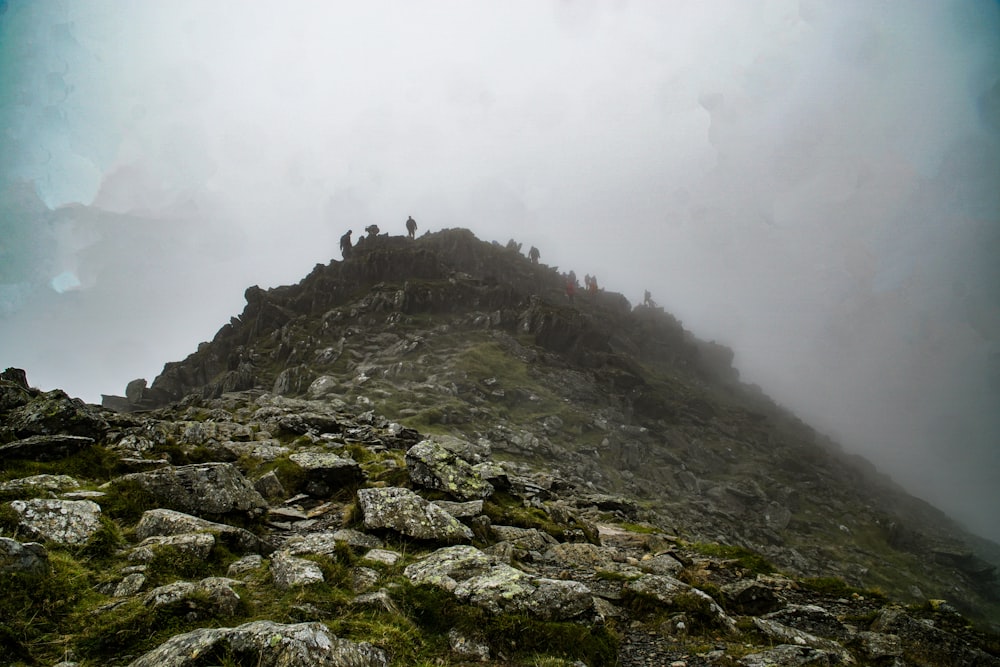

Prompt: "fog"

[1,0,998,542]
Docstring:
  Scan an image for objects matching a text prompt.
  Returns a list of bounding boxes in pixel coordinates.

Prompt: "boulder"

[0,435,95,462]
[129,533,216,563]
[405,440,494,501]
[270,551,325,589]
[404,545,496,592]
[0,390,108,441]
[126,620,388,667]
[0,474,81,495]
[0,537,49,575]
[453,562,594,621]
[9,498,102,545]
[287,451,364,497]
[738,644,835,667]
[134,508,271,554]
[143,577,242,617]
[624,574,735,632]
[113,463,267,519]
[357,487,473,543]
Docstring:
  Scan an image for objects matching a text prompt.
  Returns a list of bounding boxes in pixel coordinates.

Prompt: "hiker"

[365,224,380,238]
[588,275,599,298]
[643,289,656,307]
[506,238,522,253]
[565,277,576,304]
[340,230,353,259]
[406,216,417,239]
[528,246,540,264]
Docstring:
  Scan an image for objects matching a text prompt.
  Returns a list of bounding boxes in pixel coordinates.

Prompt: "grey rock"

[0,473,80,495]
[722,578,785,615]
[448,628,490,662]
[850,631,903,660]
[126,620,388,667]
[433,499,484,518]
[0,435,95,462]
[143,577,242,617]
[228,554,264,577]
[491,525,559,552]
[405,440,494,501]
[404,545,496,592]
[10,498,102,545]
[135,508,271,554]
[254,469,287,501]
[271,550,325,589]
[130,533,216,563]
[0,390,108,442]
[453,563,594,621]
[362,548,401,567]
[112,462,267,519]
[357,487,474,543]
[738,644,834,666]
[288,451,363,497]
[0,537,49,574]
[624,574,735,631]
[351,566,381,593]
[752,617,851,660]
[637,553,685,576]
[113,572,147,597]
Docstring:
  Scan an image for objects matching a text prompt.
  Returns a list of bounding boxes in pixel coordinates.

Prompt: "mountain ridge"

[2,226,998,666]
[108,228,998,614]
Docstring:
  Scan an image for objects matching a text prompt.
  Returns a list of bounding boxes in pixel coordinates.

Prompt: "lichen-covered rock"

[403,545,495,592]
[433,499,484,518]
[0,390,108,442]
[738,644,835,666]
[752,618,851,661]
[271,550,325,589]
[129,532,216,563]
[490,525,559,552]
[870,607,1000,666]
[624,574,735,631]
[0,537,49,574]
[405,440,494,501]
[9,498,102,545]
[0,473,81,495]
[287,451,363,497]
[722,578,784,615]
[126,620,388,667]
[453,563,595,621]
[0,435,95,462]
[143,577,242,617]
[112,462,267,519]
[357,487,474,543]
[134,508,271,554]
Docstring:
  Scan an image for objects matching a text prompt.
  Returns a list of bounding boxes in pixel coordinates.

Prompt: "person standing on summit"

[340,229,353,259]
[406,216,417,239]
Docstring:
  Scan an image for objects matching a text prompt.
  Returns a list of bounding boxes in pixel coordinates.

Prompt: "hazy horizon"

[2,0,998,543]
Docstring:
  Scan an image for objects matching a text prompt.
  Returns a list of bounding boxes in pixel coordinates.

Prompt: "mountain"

[2,227,998,666]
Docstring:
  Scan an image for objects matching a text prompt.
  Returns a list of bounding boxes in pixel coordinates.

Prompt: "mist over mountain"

[1,0,998,550]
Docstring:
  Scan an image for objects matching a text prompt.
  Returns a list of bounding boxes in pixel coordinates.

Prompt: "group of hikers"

[339,216,419,259]
[563,271,600,304]
[336,218,653,311]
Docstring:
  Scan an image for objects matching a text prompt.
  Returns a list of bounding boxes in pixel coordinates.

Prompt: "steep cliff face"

[104,228,997,621]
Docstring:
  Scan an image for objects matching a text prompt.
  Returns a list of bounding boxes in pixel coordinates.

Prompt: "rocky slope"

[2,228,998,665]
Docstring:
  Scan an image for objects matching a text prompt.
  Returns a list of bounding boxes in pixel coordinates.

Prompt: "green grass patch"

[688,542,776,575]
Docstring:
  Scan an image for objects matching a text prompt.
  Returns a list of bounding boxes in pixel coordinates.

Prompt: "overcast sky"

[1,0,998,543]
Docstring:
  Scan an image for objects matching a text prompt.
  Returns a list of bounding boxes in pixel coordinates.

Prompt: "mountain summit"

[3,227,998,665]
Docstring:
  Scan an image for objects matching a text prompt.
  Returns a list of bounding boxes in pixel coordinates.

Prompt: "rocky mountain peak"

[3,228,999,665]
